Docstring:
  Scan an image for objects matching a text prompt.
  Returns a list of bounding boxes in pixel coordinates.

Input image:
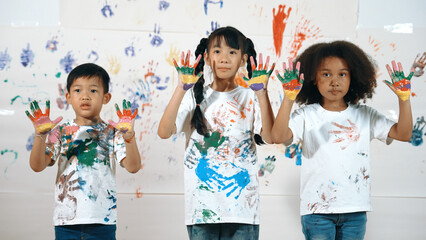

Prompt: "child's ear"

[103,93,112,104]
[240,54,248,68]
[204,52,210,66]
[65,92,71,104]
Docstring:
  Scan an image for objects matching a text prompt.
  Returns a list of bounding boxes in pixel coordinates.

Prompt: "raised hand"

[275,59,304,100]
[243,53,275,91]
[26,100,63,134]
[108,99,138,133]
[172,50,202,90]
[384,60,414,101]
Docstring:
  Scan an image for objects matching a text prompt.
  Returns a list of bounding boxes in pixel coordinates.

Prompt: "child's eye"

[91,89,97,93]
[340,73,347,77]
[214,50,220,54]
[74,89,80,93]
[230,50,236,55]
[323,73,330,77]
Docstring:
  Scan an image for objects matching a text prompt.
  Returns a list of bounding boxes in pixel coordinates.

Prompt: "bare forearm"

[389,99,413,141]
[122,137,141,173]
[157,87,186,139]
[256,90,275,144]
[29,134,50,172]
[272,97,294,144]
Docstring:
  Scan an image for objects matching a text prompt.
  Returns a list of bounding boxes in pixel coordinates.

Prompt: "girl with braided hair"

[158,26,275,240]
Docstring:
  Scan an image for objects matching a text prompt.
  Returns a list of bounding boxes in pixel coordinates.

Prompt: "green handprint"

[194,131,226,155]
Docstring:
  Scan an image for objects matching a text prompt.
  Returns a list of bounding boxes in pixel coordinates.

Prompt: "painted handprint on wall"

[272,4,292,57]
[411,52,426,77]
[409,116,426,146]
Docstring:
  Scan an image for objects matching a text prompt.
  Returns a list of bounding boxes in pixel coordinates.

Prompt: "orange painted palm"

[26,100,63,134]
[384,60,414,101]
[275,59,304,100]
[108,99,138,133]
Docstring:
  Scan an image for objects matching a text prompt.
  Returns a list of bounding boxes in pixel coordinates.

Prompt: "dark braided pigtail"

[245,38,265,145]
[245,38,257,79]
[191,38,208,136]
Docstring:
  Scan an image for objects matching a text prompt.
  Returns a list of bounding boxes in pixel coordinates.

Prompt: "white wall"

[0,0,425,239]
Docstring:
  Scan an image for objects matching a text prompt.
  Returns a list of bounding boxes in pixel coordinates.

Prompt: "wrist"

[123,131,135,143]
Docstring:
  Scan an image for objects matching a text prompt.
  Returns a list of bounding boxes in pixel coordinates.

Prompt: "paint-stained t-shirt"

[288,103,395,216]
[176,85,262,225]
[45,121,126,226]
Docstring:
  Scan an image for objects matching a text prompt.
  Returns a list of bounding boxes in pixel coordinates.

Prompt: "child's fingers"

[192,54,202,70]
[383,80,396,92]
[397,62,404,75]
[283,62,287,72]
[180,51,185,66]
[408,67,415,79]
[391,60,398,73]
[258,53,263,70]
[288,58,294,72]
[300,73,305,84]
[295,62,301,75]
[131,108,138,119]
[115,103,123,118]
[268,63,276,76]
[250,56,256,71]
[45,100,51,116]
[25,110,35,122]
[172,58,179,69]
[184,50,190,66]
[108,120,118,128]
[385,64,394,80]
[264,56,270,70]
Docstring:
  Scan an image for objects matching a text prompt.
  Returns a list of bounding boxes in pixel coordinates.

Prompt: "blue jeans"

[54,224,116,240]
[187,223,259,240]
[301,212,367,240]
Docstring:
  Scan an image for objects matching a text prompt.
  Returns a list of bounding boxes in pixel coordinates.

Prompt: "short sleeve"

[114,130,127,166]
[369,107,396,145]
[253,93,262,135]
[45,126,62,166]
[175,89,195,134]
[288,107,305,145]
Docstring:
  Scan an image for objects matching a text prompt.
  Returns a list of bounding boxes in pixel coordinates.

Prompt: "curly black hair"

[294,40,377,105]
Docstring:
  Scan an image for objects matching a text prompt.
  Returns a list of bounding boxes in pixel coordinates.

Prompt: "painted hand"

[108,99,138,134]
[173,50,202,90]
[276,59,304,100]
[384,60,414,101]
[412,52,426,77]
[243,53,275,91]
[25,100,63,134]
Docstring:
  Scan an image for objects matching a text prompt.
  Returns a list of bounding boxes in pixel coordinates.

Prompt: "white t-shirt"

[289,103,395,216]
[176,85,262,225]
[45,121,126,226]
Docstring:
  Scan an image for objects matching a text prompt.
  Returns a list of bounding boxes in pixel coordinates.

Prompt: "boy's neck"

[74,116,103,126]
[210,78,238,92]
[320,100,348,112]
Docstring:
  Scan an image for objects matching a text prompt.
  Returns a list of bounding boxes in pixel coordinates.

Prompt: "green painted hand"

[25,100,63,134]
[384,60,414,101]
[108,99,138,133]
[194,131,226,155]
[242,53,275,91]
[275,59,304,100]
[173,50,202,90]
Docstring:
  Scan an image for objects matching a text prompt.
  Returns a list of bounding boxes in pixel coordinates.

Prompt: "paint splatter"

[149,24,163,47]
[258,155,276,176]
[124,43,135,57]
[56,83,69,110]
[10,95,32,105]
[285,140,303,165]
[46,38,59,52]
[368,36,384,57]
[329,119,360,150]
[87,50,99,62]
[60,51,76,73]
[409,116,426,146]
[203,0,223,15]
[101,2,115,18]
[288,17,321,59]
[206,21,220,36]
[20,43,35,67]
[1,149,18,174]
[0,48,12,71]
[272,4,291,57]
[158,1,170,10]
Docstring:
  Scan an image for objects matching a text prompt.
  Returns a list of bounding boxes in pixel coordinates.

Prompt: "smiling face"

[204,36,247,83]
[66,76,111,125]
[315,56,351,110]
